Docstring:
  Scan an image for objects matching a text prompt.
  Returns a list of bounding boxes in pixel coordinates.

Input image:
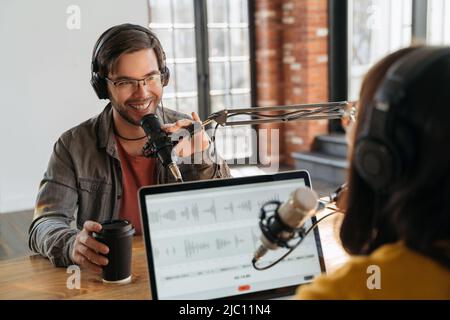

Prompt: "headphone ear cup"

[161,66,170,87]
[354,138,397,191]
[91,73,108,99]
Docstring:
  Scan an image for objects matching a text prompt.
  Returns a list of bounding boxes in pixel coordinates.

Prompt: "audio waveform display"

[152,227,262,267]
[148,193,283,230]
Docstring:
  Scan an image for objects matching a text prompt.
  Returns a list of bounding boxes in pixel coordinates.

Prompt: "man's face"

[107,48,163,126]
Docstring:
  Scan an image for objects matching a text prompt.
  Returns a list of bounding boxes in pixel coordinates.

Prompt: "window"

[207,0,253,161]
[348,0,412,100]
[149,0,254,161]
[207,0,251,113]
[427,0,450,45]
[149,0,198,116]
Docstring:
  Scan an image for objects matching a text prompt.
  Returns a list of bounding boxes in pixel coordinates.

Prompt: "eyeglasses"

[105,73,162,93]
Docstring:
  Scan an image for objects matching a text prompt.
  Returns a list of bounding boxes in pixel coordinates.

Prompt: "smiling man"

[28,24,231,272]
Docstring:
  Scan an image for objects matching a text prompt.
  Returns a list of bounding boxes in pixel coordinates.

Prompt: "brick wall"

[255,0,329,167]
[254,0,285,167]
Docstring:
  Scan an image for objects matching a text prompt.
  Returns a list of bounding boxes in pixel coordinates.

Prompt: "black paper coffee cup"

[93,220,135,284]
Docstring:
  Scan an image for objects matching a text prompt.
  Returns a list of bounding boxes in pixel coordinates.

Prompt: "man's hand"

[71,221,109,273]
[162,112,210,157]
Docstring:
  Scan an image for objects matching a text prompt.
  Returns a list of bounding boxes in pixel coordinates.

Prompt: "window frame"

[328,0,428,117]
[149,0,257,164]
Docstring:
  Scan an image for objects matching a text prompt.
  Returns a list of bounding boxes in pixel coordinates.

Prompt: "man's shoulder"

[59,116,98,143]
[58,106,108,147]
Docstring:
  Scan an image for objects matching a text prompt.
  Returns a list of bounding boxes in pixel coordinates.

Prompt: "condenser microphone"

[140,114,183,182]
[253,186,323,263]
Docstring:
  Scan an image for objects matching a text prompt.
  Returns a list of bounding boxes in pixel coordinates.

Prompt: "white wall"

[0,0,148,213]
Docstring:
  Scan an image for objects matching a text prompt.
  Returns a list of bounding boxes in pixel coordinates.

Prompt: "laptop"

[138,170,326,300]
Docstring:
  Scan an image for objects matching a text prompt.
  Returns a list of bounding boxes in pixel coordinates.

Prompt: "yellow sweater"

[296,242,450,299]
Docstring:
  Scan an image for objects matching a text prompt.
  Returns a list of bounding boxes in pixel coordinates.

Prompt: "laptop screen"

[139,171,325,300]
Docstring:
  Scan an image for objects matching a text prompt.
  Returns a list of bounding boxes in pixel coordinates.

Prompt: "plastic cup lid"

[96,220,135,236]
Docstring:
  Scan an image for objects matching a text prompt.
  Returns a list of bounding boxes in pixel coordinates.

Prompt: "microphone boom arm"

[201,101,357,127]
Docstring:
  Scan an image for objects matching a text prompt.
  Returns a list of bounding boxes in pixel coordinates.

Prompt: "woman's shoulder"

[296,253,371,299]
[296,242,450,299]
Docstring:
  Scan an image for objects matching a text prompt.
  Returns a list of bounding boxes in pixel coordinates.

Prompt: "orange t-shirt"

[115,138,156,235]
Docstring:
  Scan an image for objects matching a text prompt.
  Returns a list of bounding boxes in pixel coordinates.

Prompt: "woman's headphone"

[354,46,450,191]
[90,23,170,100]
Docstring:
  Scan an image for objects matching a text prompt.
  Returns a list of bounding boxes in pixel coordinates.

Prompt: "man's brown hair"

[94,24,167,79]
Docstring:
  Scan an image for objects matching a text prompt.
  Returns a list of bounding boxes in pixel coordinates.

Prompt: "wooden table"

[0,211,348,300]
[0,237,151,300]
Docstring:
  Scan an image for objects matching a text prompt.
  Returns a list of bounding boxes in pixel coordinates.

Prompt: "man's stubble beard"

[110,98,161,127]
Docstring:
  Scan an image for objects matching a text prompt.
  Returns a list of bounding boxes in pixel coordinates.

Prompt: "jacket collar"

[97,102,166,159]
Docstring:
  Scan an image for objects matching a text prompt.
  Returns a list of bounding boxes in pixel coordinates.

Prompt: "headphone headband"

[375,46,450,106]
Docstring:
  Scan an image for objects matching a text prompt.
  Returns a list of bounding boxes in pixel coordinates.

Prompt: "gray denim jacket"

[28,104,231,267]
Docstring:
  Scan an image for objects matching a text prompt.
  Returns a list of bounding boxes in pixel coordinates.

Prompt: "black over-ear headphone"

[354,46,450,191]
[90,23,170,100]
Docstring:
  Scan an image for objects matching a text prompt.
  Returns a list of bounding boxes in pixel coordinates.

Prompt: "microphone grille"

[293,187,318,212]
